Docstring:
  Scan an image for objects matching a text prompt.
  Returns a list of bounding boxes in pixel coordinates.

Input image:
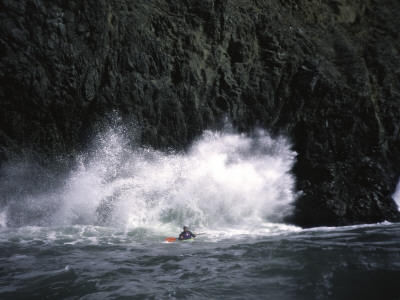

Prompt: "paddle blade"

[165,237,177,243]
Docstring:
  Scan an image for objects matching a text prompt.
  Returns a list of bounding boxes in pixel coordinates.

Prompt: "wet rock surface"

[1,0,400,227]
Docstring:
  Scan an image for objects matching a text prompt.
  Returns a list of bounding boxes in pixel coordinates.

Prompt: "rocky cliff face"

[1,0,400,227]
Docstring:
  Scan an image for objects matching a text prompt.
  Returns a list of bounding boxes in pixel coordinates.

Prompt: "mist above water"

[0,126,298,230]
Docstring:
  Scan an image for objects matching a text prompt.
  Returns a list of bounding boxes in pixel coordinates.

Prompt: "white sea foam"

[0,125,299,235]
[49,126,298,232]
[0,210,7,228]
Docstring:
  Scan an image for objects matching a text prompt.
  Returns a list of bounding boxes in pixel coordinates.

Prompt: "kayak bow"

[164,233,206,243]
[165,237,177,243]
[164,237,194,242]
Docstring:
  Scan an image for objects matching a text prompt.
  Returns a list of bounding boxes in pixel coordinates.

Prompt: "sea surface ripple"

[0,223,399,299]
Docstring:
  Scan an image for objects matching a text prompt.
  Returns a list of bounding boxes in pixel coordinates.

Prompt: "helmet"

[183,225,188,229]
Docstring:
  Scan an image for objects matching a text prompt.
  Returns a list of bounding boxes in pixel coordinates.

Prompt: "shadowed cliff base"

[1,0,400,227]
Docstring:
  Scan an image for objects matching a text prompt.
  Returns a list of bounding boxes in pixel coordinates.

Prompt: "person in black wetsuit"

[178,225,197,240]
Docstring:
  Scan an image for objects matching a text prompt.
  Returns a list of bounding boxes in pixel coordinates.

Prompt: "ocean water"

[1,127,399,299]
[0,223,399,299]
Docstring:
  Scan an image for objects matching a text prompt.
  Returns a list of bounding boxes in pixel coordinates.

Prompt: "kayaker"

[178,225,197,240]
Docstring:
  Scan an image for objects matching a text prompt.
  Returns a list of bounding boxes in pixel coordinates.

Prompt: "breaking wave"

[0,126,298,231]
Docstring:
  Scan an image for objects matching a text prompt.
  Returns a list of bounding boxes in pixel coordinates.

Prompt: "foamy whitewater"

[0,126,298,234]
[392,183,400,212]
[1,127,399,299]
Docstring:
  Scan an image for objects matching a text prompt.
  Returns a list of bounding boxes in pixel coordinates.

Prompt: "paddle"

[164,233,207,243]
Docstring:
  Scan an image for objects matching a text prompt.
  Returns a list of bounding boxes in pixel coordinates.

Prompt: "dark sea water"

[0,222,399,300]
[1,129,400,299]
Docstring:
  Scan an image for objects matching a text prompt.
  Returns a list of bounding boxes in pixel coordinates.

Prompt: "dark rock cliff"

[1,0,400,227]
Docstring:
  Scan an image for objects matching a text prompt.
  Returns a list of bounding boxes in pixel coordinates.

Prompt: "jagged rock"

[1,0,400,227]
